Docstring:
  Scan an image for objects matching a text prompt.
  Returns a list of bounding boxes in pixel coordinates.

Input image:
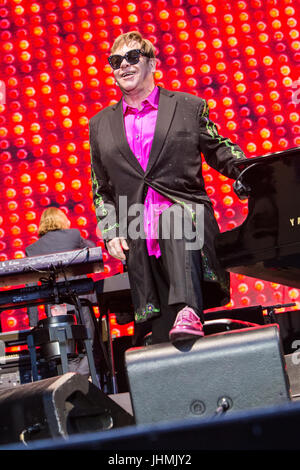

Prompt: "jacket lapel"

[108,88,177,176]
[145,88,177,175]
[108,100,145,175]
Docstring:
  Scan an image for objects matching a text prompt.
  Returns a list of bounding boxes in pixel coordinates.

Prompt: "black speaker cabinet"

[0,372,134,446]
[125,325,291,425]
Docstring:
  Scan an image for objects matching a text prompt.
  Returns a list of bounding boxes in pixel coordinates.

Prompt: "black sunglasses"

[108,49,149,70]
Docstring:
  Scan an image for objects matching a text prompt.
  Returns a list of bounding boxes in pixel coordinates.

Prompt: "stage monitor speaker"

[0,372,134,446]
[125,325,291,425]
[284,353,300,400]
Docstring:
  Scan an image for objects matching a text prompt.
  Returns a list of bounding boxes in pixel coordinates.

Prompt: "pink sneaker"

[169,306,204,342]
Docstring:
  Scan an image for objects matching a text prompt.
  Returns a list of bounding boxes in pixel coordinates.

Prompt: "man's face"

[112,41,156,95]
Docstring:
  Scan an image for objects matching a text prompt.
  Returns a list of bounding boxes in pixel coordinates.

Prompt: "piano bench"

[203,318,259,336]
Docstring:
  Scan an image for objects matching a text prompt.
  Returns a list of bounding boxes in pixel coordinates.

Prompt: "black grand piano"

[215,147,300,288]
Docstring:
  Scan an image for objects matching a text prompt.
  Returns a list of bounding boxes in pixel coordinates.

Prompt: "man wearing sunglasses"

[90,31,247,345]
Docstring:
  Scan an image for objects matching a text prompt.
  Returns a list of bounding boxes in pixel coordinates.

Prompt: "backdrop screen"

[0,0,299,333]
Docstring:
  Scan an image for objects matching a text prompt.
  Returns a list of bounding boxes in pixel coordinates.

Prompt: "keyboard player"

[25,207,100,377]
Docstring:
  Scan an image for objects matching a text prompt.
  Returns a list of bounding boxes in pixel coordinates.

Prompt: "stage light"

[25,211,36,221]
[71,179,81,190]
[241,296,250,307]
[222,196,234,207]
[35,171,47,183]
[23,198,35,209]
[289,289,299,300]
[0,127,8,137]
[6,316,17,329]
[12,238,23,248]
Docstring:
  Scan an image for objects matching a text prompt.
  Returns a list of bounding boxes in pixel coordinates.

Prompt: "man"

[90,31,247,345]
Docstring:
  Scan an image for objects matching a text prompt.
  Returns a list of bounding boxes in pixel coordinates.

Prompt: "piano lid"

[215,146,300,288]
[232,146,300,171]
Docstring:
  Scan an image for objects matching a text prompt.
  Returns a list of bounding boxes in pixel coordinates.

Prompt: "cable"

[26,247,90,278]
[233,162,258,200]
[62,246,89,269]
[19,423,42,446]
[235,162,258,183]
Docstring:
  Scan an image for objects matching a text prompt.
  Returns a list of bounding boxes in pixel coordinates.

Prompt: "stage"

[1,322,300,451]
[2,379,300,451]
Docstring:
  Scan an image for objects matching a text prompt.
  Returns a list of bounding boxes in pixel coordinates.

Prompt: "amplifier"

[0,329,56,389]
[0,353,56,390]
[0,354,32,389]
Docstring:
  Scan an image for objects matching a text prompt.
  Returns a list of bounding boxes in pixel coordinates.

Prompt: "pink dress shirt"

[123,86,173,258]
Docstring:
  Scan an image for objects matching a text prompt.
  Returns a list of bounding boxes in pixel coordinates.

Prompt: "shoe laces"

[177,307,198,324]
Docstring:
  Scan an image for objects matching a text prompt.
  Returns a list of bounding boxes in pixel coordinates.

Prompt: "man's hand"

[106,237,129,260]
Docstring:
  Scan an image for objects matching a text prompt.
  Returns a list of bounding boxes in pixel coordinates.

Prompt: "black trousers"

[137,205,204,345]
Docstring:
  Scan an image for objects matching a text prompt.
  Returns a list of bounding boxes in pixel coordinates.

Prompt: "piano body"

[215,147,300,288]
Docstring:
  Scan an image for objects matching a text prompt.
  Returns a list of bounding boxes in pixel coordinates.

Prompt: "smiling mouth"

[121,71,135,78]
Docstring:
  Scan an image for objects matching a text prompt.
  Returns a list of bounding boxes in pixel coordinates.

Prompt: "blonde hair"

[38,207,70,237]
[111,31,156,58]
